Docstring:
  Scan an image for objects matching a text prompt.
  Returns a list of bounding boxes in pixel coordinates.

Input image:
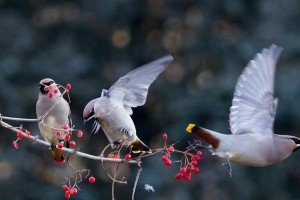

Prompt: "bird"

[83,55,173,153]
[36,78,71,164]
[186,45,300,176]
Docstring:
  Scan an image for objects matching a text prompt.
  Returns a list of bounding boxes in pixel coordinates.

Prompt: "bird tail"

[131,139,151,154]
[186,123,221,149]
[52,148,65,164]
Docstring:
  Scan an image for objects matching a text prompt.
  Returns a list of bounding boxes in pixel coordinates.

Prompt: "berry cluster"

[160,133,203,181]
[12,130,30,149]
[62,174,95,199]
[107,153,120,159]
[62,185,78,199]
[107,153,132,161]
[175,151,202,181]
[46,83,71,99]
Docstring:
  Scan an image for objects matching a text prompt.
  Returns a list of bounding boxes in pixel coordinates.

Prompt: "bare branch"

[0,120,140,164]
[0,115,41,122]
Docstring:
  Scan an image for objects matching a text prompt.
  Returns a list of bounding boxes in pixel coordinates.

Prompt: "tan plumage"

[186,45,300,174]
[36,78,71,164]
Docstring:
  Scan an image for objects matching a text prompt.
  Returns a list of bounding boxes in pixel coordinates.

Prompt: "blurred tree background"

[0,0,300,199]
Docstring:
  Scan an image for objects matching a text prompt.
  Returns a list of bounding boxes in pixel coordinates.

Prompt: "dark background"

[1,0,300,199]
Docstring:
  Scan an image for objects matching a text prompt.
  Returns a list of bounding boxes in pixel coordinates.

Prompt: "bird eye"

[44,81,55,86]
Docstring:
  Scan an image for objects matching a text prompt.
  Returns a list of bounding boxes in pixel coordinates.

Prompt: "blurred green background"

[1,0,300,199]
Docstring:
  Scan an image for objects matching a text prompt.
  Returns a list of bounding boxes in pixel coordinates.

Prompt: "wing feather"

[106,55,173,114]
[229,45,282,135]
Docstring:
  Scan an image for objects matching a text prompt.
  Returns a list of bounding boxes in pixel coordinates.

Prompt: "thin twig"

[132,166,142,200]
[0,115,41,122]
[100,144,128,184]
[112,163,122,200]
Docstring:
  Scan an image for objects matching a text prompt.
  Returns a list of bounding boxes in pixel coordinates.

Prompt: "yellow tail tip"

[186,124,196,133]
[131,150,141,154]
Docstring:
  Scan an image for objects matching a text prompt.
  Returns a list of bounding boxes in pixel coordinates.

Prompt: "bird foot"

[222,160,232,178]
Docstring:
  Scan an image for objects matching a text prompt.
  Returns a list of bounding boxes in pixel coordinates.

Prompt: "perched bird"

[83,55,173,153]
[186,45,300,175]
[36,78,71,164]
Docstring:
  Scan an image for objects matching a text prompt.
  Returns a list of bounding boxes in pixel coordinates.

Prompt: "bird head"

[83,99,98,124]
[291,137,300,152]
[39,78,56,94]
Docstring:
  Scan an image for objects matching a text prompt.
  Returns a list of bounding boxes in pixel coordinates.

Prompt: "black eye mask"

[39,80,55,94]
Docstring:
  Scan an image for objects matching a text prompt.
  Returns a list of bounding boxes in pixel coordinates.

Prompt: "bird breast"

[94,99,137,145]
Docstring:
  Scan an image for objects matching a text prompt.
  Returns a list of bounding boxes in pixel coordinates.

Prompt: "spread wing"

[229,45,282,135]
[104,55,173,115]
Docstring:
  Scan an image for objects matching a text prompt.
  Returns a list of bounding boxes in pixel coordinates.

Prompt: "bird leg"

[222,157,232,178]
[193,143,211,150]
[113,140,122,149]
[50,142,56,151]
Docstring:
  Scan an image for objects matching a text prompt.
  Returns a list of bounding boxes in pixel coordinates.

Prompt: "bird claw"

[222,159,233,178]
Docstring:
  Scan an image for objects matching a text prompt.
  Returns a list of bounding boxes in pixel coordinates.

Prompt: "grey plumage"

[186,45,300,171]
[83,55,173,152]
[36,78,71,164]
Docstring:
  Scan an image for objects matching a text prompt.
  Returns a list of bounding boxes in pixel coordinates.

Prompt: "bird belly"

[98,114,137,147]
[215,135,290,167]
[39,115,67,144]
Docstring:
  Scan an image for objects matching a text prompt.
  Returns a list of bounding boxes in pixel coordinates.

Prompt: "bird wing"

[104,55,173,115]
[229,45,282,135]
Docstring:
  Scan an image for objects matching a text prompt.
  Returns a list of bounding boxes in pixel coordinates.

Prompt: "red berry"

[13,141,18,149]
[161,155,169,162]
[114,154,120,159]
[193,167,200,174]
[125,154,131,161]
[44,86,49,91]
[89,176,96,184]
[180,167,186,173]
[48,92,53,98]
[192,155,200,162]
[53,89,59,94]
[108,153,114,158]
[58,142,64,148]
[183,174,191,181]
[66,84,72,91]
[191,165,196,171]
[62,185,69,191]
[48,85,53,90]
[191,161,197,166]
[175,173,183,180]
[56,131,61,138]
[64,192,71,199]
[197,151,203,157]
[25,130,30,137]
[162,133,168,140]
[167,145,175,153]
[77,130,83,138]
[69,141,76,148]
[69,188,78,195]
[65,134,71,141]
[164,159,172,167]
[17,131,23,139]
[63,123,69,130]
[186,167,191,173]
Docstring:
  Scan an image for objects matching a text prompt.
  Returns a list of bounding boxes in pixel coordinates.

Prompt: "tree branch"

[0,120,141,164]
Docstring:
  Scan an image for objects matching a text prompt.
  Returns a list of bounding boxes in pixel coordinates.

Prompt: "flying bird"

[83,55,173,153]
[36,78,71,164]
[186,45,300,176]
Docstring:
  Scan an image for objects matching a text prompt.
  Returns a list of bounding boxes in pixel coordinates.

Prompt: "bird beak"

[83,115,95,125]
